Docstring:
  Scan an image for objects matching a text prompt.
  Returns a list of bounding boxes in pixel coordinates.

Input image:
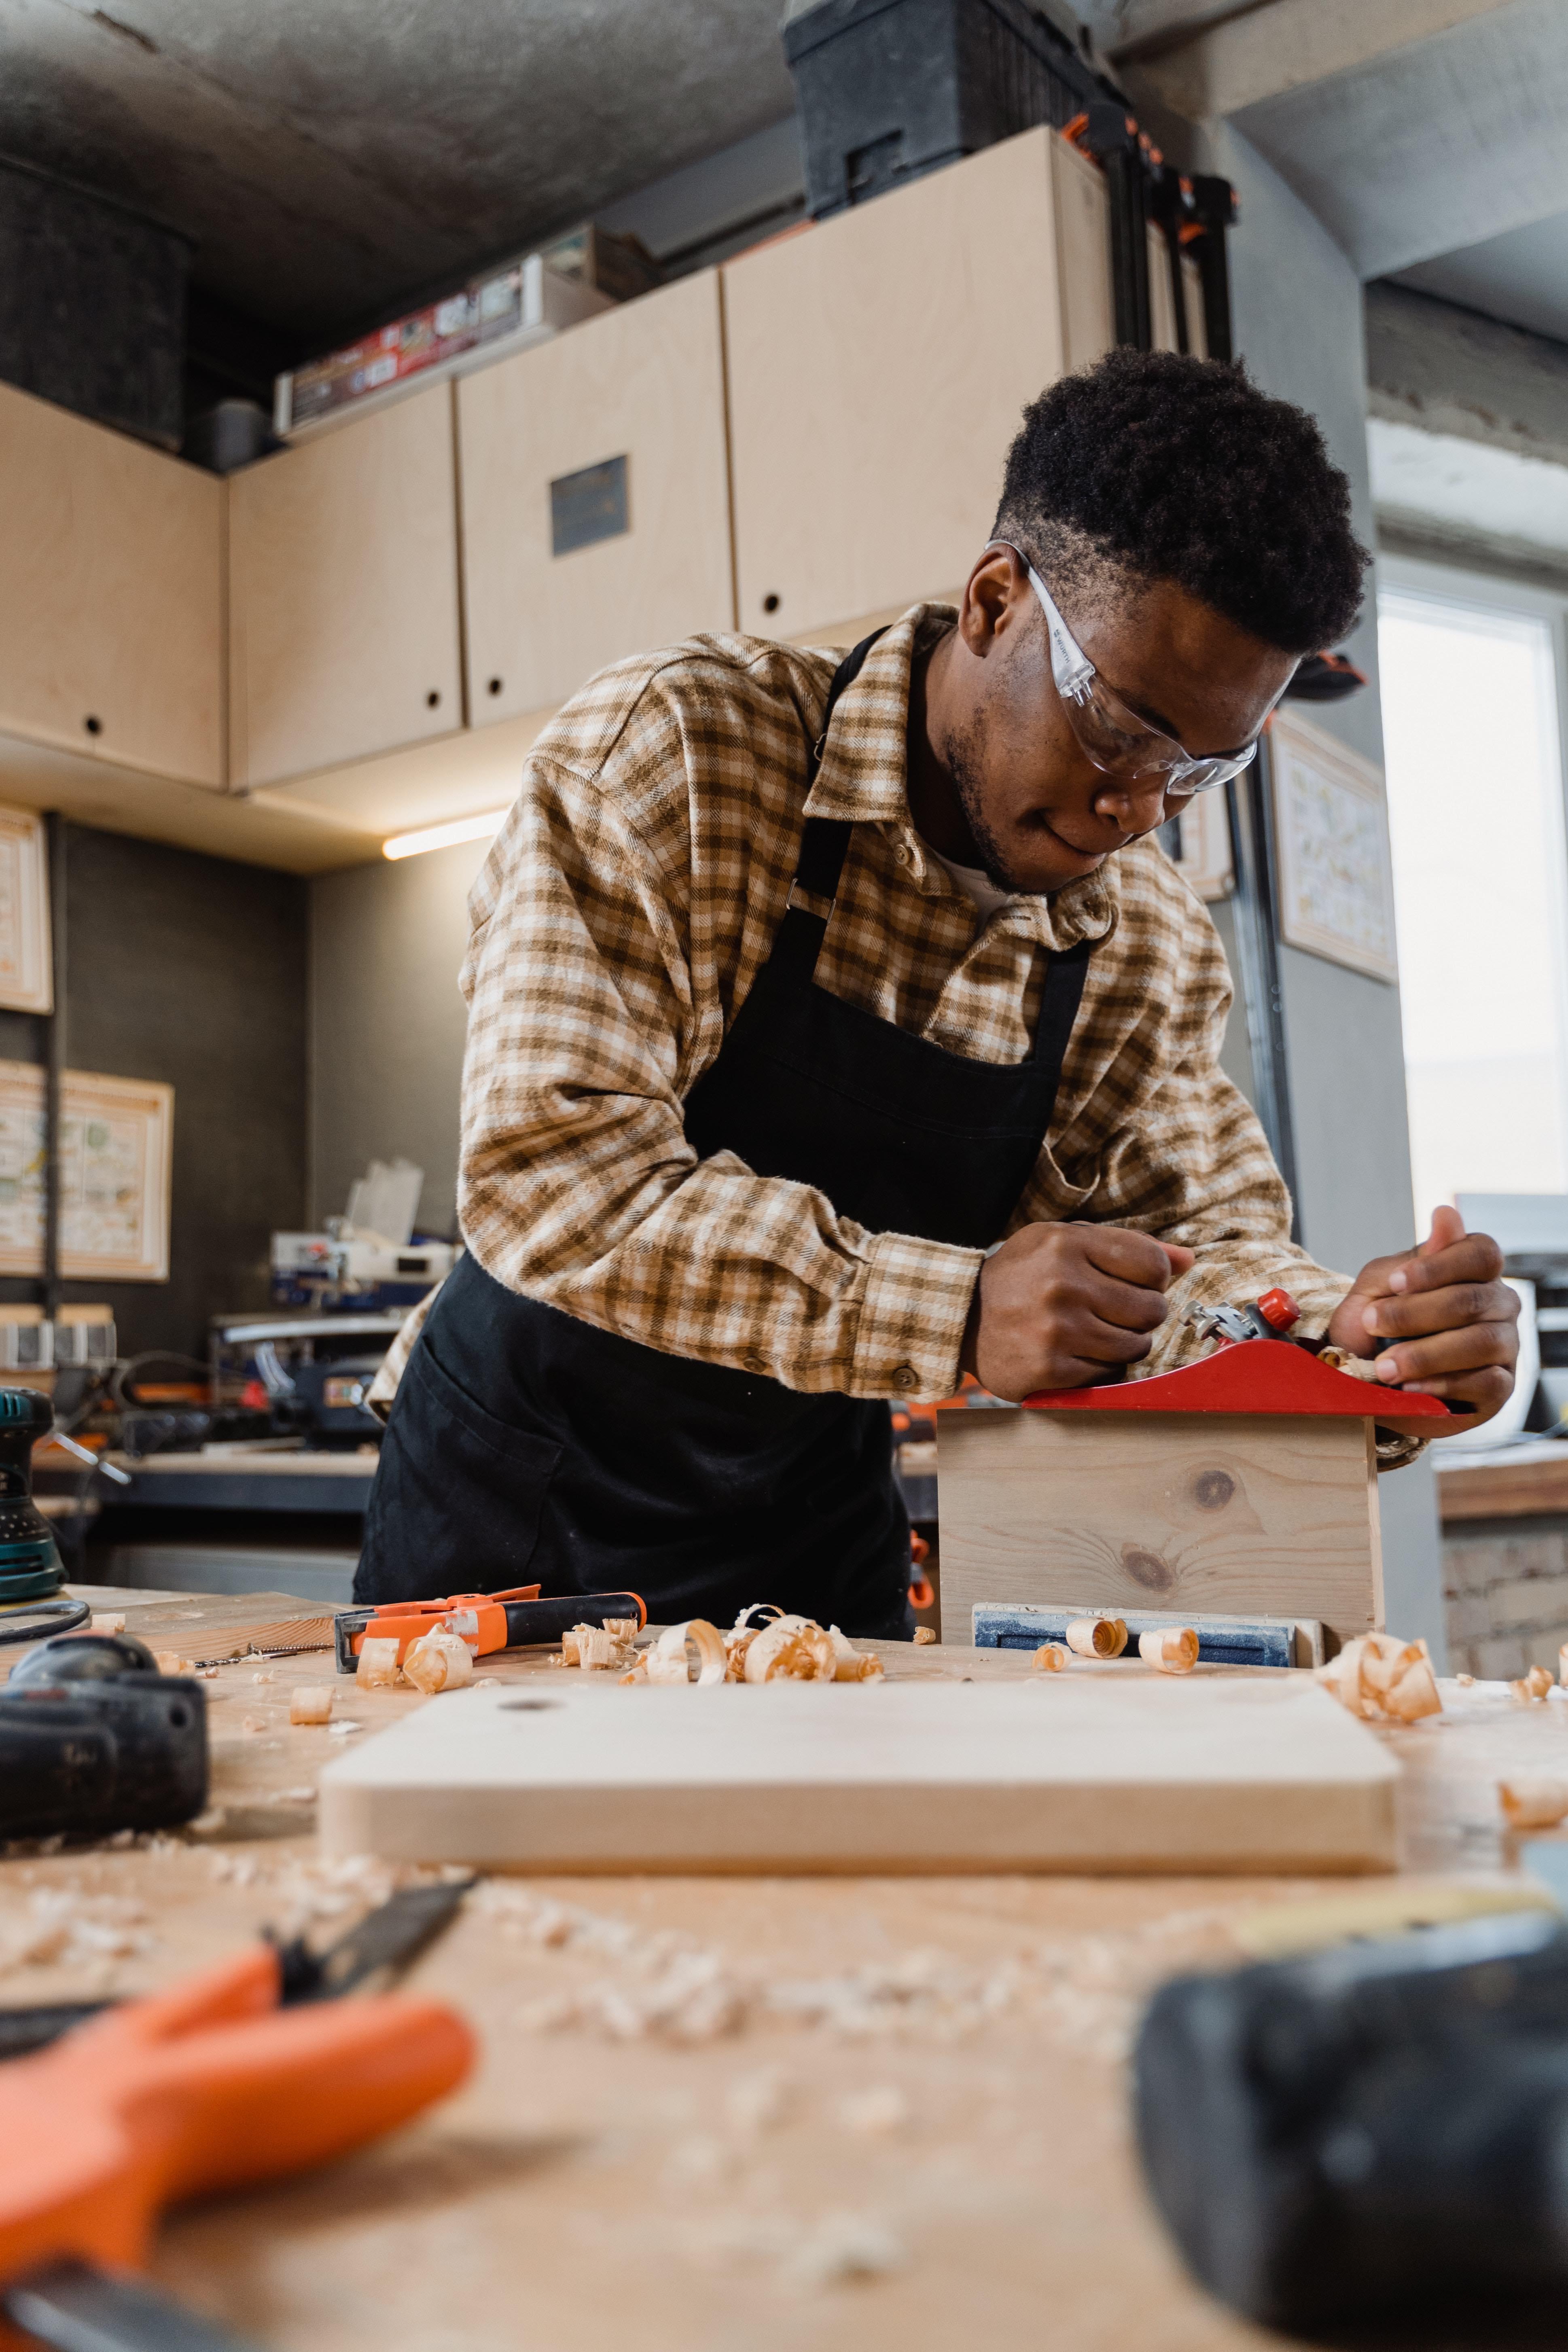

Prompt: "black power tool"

[0,1385,64,1608]
[0,1632,209,1841]
[1134,1907,1568,2330]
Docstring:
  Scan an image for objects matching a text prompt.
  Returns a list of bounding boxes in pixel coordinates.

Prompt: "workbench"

[2,1588,1563,2352]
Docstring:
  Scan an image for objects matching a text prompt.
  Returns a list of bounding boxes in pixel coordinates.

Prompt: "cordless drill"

[0,1386,64,1604]
[1134,1907,1568,2328]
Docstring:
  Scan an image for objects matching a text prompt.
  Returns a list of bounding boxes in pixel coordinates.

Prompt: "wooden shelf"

[1437,1450,1568,1521]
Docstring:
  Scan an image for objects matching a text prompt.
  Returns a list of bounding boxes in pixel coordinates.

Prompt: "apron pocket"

[356,1337,563,1604]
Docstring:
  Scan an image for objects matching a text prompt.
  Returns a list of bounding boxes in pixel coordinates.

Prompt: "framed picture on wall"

[1269,707,1399,983]
[0,807,51,1014]
[0,1063,173,1280]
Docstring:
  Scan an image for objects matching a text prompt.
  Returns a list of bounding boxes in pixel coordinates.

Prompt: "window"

[1378,562,1568,1229]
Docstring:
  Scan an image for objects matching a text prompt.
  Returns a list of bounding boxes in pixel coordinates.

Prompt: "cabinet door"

[458,271,734,727]
[724,129,1114,643]
[229,385,462,788]
[0,382,222,787]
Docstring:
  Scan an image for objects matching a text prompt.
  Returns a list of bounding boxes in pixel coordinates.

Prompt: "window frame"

[1376,547,1568,1208]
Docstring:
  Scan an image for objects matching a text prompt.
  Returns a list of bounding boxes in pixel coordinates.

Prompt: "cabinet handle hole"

[84,715,102,736]
[487,677,503,696]
[426,690,441,708]
[762,593,781,614]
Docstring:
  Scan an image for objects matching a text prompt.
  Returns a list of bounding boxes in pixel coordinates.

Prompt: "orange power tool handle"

[0,1945,475,2280]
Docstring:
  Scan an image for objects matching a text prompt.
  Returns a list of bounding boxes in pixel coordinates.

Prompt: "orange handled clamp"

[334,1586,646,1674]
[0,1943,473,2342]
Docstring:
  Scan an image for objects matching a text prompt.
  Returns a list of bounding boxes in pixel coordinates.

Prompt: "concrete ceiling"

[0,0,795,342]
[1394,212,1568,346]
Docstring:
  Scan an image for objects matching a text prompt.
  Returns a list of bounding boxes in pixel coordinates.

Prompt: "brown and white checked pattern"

[384,605,1359,1410]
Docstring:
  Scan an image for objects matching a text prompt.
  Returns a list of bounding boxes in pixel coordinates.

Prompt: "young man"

[359,349,1517,1631]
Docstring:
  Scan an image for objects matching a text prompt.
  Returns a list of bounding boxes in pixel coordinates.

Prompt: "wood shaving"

[241,1713,269,1734]
[1138,1626,1199,1675]
[564,1620,640,1672]
[1513,1665,1555,1706]
[1318,1345,1384,1382]
[828,1627,884,1682]
[1032,1644,1066,1673]
[89,1612,125,1634]
[1455,1673,1475,1687]
[744,1616,836,1683]
[356,1636,402,1690]
[403,1628,474,1693]
[912,1626,937,1646]
[1500,1778,1568,1829]
[153,1652,195,1675]
[0,1889,150,1974]
[725,2066,792,2135]
[288,1684,335,1726]
[1065,1616,1126,1660]
[1316,1632,1442,1723]
[250,1671,275,1685]
[837,2085,909,2135]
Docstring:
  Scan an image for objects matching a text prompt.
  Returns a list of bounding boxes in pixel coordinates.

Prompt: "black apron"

[357,635,1093,1635]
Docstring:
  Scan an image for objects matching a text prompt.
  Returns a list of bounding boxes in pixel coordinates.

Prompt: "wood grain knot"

[1122,1545,1176,1593]
[1192,1468,1237,1511]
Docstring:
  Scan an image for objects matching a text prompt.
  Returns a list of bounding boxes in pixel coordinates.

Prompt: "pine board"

[318,1674,1398,1875]
[939,1407,1383,1647]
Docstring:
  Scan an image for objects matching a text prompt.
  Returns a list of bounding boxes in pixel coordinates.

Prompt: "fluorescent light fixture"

[382,809,508,861]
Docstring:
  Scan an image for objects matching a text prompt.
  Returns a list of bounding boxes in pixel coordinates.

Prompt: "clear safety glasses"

[988,541,1259,801]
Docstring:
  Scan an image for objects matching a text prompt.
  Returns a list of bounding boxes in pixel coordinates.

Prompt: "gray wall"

[1212,122,1444,1657]
[0,822,308,1361]
[307,837,478,1237]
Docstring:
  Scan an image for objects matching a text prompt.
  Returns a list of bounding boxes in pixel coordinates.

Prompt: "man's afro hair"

[994,348,1369,655]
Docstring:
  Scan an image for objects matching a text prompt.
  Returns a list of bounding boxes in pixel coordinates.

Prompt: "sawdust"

[0,1888,151,1974]
[482,1883,1243,2062]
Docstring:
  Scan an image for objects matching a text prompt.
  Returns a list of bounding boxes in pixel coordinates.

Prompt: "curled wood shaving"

[1065,1616,1127,1660]
[1316,1632,1442,1723]
[153,1652,195,1676]
[288,1684,335,1726]
[1500,1778,1568,1829]
[1138,1626,1199,1676]
[1455,1672,1475,1687]
[1318,1345,1384,1382]
[402,1629,474,1694]
[1513,1665,1555,1706]
[356,1636,403,1690]
[744,1616,836,1683]
[89,1612,125,1634]
[912,1626,937,1646]
[1032,1644,1066,1674]
[829,1627,884,1682]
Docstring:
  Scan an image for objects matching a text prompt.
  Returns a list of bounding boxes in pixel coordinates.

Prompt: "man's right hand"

[960,1222,1196,1402]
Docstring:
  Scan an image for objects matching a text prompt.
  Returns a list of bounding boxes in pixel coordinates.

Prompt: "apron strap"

[1031,933,1094,1067]
[772,633,887,980]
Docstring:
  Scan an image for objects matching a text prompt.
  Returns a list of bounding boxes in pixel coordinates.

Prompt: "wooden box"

[938,1343,1454,1651]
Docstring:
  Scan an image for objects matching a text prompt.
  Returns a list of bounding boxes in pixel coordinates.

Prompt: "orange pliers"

[0,1944,473,2348]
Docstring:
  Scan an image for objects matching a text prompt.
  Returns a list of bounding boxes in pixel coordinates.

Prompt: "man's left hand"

[1327,1205,1519,1430]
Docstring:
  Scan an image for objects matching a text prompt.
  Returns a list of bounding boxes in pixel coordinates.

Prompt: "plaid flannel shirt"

[379,604,1363,1412]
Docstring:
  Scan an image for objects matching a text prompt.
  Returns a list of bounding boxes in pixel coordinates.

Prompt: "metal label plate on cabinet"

[550,454,629,555]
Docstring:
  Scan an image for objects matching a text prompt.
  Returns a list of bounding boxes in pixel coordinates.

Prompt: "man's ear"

[959,545,1029,657]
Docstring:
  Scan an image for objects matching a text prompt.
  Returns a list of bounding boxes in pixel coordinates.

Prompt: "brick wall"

[1442,1515,1568,1679]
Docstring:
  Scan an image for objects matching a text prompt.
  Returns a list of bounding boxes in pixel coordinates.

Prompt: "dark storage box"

[0,156,190,449]
[783,0,1101,218]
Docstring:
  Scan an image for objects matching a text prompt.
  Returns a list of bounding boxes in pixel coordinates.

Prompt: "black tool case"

[782,0,1106,218]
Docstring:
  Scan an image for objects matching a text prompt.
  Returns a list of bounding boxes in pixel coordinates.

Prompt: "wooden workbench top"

[2,1590,1562,2351]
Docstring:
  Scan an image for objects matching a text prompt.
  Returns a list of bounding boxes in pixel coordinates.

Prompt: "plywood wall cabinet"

[228,384,463,789]
[938,1408,1384,1649]
[458,271,734,727]
[0,381,222,788]
[723,128,1115,643]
